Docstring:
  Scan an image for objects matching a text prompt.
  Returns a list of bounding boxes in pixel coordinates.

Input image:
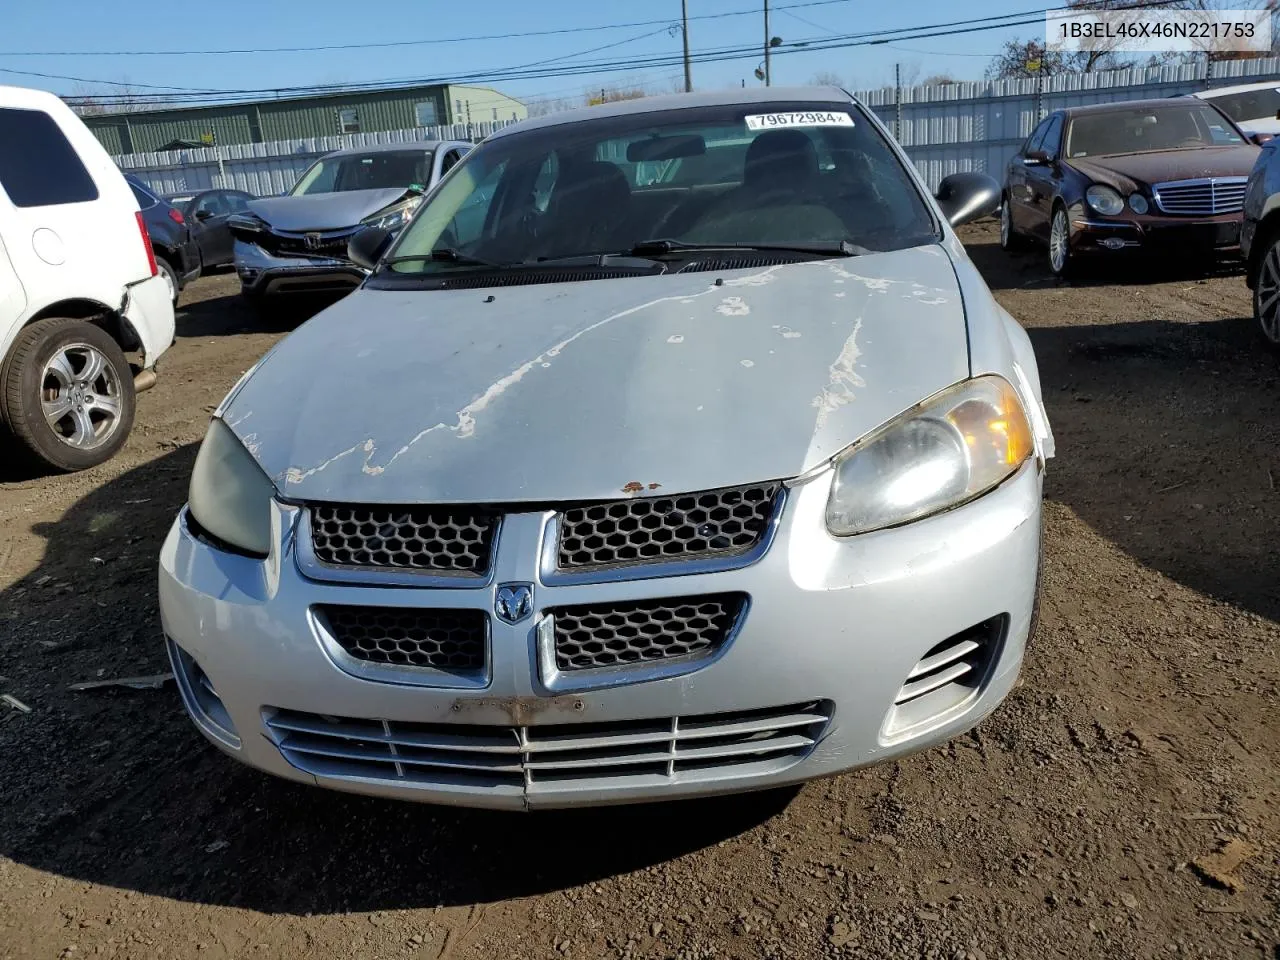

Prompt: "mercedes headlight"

[1085,184,1125,216]
[362,198,421,232]
[825,376,1035,537]
[1129,193,1149,214]
[188,418,275,557]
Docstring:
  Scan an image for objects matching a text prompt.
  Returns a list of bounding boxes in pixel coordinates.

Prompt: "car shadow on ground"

[964,225,1248,292]
[0,445,797,912]
[176,290,346,338]
[1030,314,1280,622]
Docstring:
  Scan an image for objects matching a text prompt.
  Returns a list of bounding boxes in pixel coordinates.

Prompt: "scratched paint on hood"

[223,244,968,504]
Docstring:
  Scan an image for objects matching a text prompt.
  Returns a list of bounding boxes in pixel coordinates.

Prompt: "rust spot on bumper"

[450,695,586,725]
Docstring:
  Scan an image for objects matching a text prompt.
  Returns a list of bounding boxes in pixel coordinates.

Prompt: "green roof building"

[83,83,527,156]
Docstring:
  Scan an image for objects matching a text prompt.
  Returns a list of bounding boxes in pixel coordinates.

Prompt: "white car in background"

[0,84,175,472]
[1191,82,1280,139]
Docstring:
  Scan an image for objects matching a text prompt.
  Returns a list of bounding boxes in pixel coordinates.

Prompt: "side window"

[226,192,253,213]
[448,160,507,247]
[338,108,360,134]
[441,149,463,176]
[0,108,99,208]
[532,152,559,212]
[1040,116,1064,159]
[194,193,228,217]
[1024,118,1051,156]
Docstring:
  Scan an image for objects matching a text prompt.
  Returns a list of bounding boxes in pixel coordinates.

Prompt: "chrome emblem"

[495,583,534,624]
[304,232,323,249]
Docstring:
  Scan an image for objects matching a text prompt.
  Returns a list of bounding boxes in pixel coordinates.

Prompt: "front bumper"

[158,462,1043,810]
[234,239,367,297]
[1070,213,1243,256]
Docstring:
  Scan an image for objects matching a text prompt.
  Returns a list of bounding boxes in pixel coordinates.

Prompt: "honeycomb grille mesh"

[552,593,746,671]
[319,605,486,671]
[310,504,496,574]
[557,483,780,570]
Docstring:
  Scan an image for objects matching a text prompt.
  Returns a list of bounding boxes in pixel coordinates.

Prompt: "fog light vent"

[884,616,1007,739]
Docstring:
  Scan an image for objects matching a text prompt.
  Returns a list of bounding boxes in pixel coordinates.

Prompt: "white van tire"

[1,317,137,472]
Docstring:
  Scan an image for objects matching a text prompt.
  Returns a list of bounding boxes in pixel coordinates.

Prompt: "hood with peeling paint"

[247,188,410,232]
[222,247,970,504]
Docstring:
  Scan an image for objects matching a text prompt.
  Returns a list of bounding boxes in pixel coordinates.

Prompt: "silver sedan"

[159,86,1054,810]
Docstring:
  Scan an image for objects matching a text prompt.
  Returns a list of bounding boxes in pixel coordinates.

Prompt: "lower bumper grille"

[551,593,746,671]
[317,605,486,671]
[265,701,832,792]
[885,616,1006,737]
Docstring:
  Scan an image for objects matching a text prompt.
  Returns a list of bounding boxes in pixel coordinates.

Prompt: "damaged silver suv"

[161,87,1054,810]
[229,140,471,304]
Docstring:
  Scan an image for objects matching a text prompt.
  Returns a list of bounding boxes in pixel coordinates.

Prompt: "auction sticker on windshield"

[745,112,854,130]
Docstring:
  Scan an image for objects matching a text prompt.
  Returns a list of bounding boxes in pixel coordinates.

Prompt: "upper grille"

[318,605,486,671]
[262,229,357,258]
[551,593,746,671]
[1152,177,1247,216]
[265,700,832,793]
[309,504,497,575]
[557,482,780,570]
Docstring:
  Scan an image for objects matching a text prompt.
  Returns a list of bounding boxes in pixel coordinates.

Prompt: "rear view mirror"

[194,209,213,222]
[1023,149,1050,165]
[347,226,393,271]
[626,134,706,162]
[1254,132,1275,145]
[935,172,1001,228]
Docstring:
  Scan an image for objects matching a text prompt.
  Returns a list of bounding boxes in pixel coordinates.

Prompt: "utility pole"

[682,0,693,92]
[894,63,902,142]
[763,0,772,86]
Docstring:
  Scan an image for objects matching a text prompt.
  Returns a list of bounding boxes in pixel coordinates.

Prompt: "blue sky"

[0,0,1050,107]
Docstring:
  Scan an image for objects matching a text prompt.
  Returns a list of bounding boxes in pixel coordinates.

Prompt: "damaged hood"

[247,188,410,231]
[222,246,971,504]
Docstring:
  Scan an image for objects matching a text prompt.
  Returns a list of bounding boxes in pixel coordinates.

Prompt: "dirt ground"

[1,223,1277,960]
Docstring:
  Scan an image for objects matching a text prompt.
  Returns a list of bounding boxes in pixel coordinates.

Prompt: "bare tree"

[922,73,957,85]
[809,70,846,87]
[66,81,164,116]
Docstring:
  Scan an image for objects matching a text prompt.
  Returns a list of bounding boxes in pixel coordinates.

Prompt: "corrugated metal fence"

[113,121,514,196]
[116,58,1280,196]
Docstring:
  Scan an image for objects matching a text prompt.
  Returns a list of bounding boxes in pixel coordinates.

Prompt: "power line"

[44,0,1181,110]
[0,0,864,58]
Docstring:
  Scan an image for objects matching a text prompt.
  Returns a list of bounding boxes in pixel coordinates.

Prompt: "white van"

[0,84,175,471]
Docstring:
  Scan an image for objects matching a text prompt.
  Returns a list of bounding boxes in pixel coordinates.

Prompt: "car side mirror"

[1251,132,1274,145]
[1023,149,1050,166]
[194,209,213,222]
[347,225,393,271]
[935,172,1001,228]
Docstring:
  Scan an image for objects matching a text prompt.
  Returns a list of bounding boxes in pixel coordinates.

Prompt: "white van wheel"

[1,317,136,472]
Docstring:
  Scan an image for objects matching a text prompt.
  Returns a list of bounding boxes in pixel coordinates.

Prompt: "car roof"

[320,140,450,159]
[1193,80,1280,99]
[487,86,855,141]
[1061,97,1218,118]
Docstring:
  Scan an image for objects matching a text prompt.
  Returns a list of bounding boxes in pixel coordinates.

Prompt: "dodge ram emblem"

[495,583,534,624]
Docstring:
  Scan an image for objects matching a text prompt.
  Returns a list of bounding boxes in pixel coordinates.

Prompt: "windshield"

[290,149,434,196]
[383,100,936,275]
[1207,87,1280,123]
[1066,103,1245,158]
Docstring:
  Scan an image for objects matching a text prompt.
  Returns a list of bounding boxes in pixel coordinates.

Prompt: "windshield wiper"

[382,248,503,268]
[628,238,866,258]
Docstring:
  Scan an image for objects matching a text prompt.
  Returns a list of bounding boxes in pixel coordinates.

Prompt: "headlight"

[1085,184,1125,216]
[188,418,275,557]
[362,199,421,232]
[825,375,1035,537]
[1129,193,1149,214]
